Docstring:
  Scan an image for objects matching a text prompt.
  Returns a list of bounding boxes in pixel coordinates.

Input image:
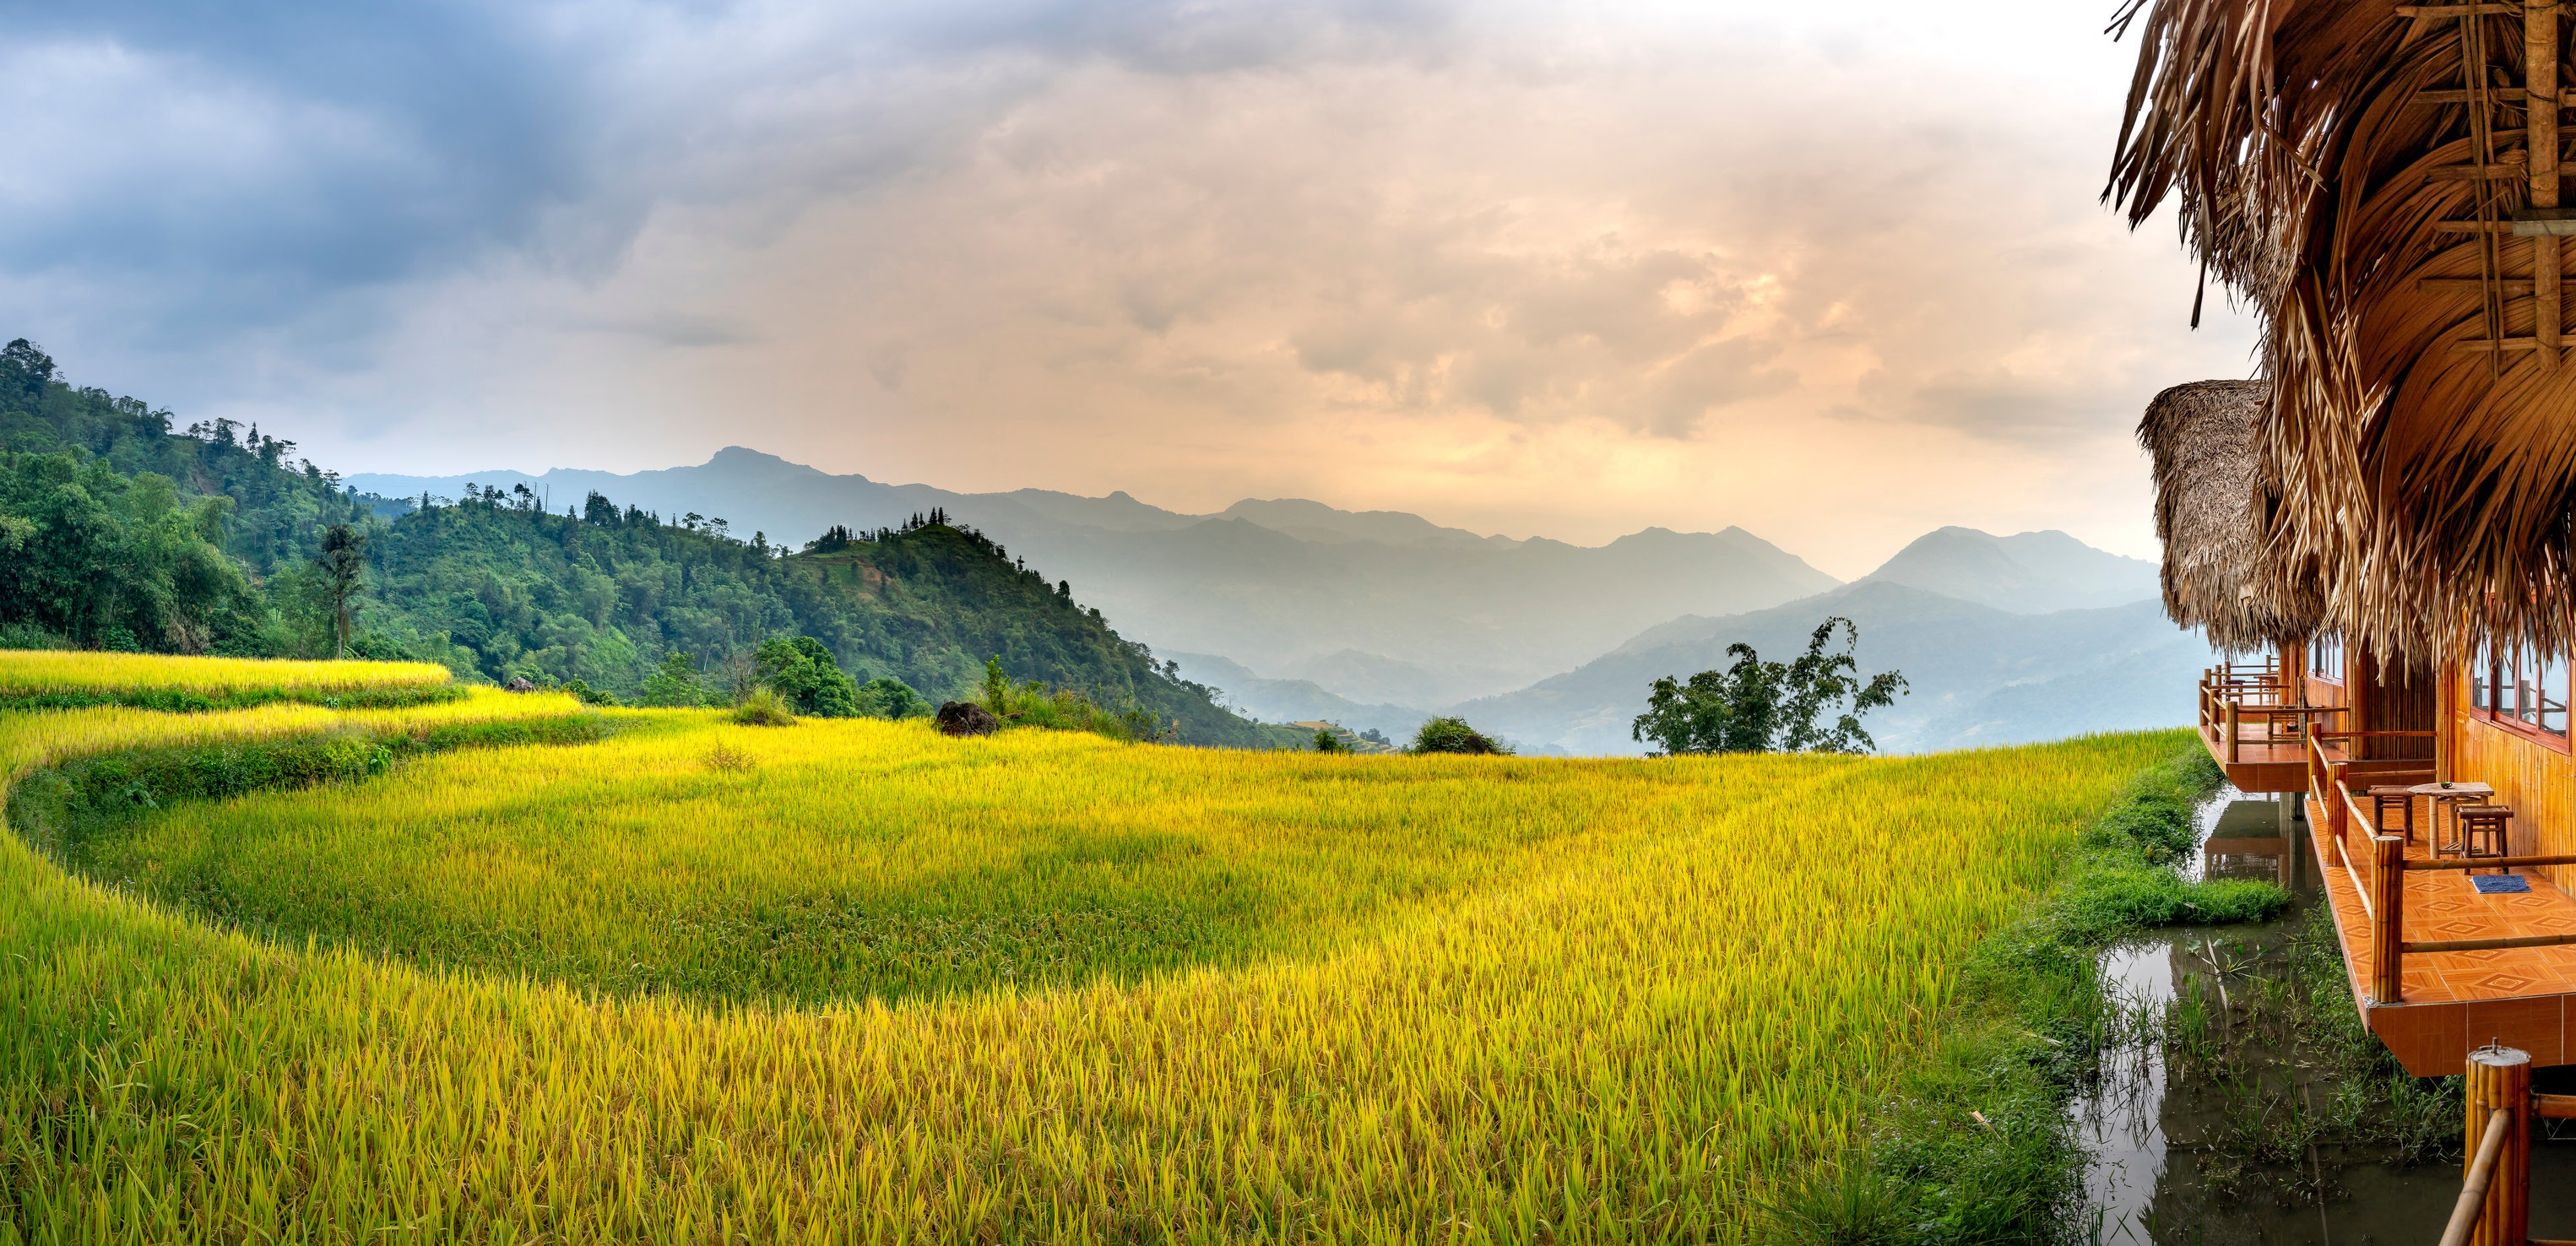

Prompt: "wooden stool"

[2459,804,2514,873]
[2367,787,2418,842]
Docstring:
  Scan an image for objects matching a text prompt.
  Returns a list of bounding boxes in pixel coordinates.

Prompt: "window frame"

[2471,642,2573,751]
[2308,634,2346,688]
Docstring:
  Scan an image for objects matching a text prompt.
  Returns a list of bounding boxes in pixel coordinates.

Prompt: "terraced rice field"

[0,649,2183,1242]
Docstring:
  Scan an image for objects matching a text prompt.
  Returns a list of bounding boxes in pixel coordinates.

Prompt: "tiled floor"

[2199,726,2315,793]
[2308,794,2576,1073]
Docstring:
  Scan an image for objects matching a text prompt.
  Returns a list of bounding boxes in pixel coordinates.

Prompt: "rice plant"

[0,648,457,711]
[0,654,2185,1243]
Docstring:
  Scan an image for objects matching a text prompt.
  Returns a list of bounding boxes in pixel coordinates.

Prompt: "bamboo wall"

[2349,642,2438,760]
[2449,663,2576,888]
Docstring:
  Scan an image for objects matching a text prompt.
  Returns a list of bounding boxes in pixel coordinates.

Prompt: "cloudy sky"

[3,0,2253,578]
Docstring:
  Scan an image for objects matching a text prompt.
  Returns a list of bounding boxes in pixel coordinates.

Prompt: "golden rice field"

[0,650,2187,1243]
[0,646,456,705]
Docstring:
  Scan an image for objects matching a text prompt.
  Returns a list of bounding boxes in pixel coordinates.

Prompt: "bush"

[1409,717,1509,756]
[754,637,860,717]
[730,686,797,727]
[640,653,713,707]
[856,676,930,720]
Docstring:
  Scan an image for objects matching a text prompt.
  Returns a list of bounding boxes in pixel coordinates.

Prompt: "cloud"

[0,0,2260,577]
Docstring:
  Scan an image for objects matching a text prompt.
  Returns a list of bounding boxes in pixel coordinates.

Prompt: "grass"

[1763,745,2294,1243]
[0,648,460,712]
[0,654,2191,1242]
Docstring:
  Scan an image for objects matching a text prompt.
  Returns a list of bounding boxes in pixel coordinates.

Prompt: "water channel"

[2073,786,2576,1243]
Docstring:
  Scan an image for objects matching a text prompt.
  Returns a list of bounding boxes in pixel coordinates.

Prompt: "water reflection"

[2070,787,2576,1242]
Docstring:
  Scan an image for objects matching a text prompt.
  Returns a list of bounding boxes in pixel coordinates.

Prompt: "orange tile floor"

[2308,795,2576,1072]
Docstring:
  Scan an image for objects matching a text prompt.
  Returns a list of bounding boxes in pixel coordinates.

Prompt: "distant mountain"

[349,448,1842,701]
[1857,527,2157,614]
[1212,499,1508,547]
[1166,653,1431,741]
[1455,581,2208,756]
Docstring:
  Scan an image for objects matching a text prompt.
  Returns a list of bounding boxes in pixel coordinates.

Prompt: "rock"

[505,677,537,693]
[935,701,1001,737]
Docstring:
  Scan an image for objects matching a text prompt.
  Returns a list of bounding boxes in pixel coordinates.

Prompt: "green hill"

[0,338,1288,747]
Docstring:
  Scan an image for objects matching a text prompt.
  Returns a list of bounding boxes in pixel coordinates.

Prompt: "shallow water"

[2073,787,2576,1243]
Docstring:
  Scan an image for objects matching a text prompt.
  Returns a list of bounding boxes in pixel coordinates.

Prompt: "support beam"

[2531,0,2562,366]
[2464,1046,2531,1246]
[2373,834,2406,1002]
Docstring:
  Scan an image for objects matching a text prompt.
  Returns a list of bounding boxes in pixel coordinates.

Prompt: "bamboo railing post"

[2317,744,2346,868]
[2372,834,2405,1002]
[2466,1044,2531,1246]
[2226,701,2242,763]
[2329,761,2351,853]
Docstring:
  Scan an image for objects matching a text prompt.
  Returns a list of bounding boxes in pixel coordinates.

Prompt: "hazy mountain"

[1167,653,1431,740]
[1857,527,2156,614]
[1455,582,2208,756]
[349,447,1842,701]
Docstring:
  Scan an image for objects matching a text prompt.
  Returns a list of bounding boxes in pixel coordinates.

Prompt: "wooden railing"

[2199,659,2341,762]
[2297,729,2576,1002]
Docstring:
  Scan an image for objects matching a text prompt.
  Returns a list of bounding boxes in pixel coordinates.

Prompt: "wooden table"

[2410,781,2497,856]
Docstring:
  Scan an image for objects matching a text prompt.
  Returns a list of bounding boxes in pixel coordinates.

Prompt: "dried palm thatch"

[2108,0,2576,659]
[2139,379,2324,650]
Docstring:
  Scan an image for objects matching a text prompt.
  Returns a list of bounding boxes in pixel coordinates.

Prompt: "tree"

[981,655,1013,717]
[754,636,860,717]
[1410,717,1509,755]
[1313,728,1352,753]
[1630,616,1907,756]
[856,676,931,719]
[640,653,713,707]
[316,523,368,659]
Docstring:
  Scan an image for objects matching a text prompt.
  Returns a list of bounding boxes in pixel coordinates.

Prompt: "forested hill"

[0,339,1283,747]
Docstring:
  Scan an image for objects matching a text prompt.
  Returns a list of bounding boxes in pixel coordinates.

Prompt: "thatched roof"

[2139,379,2324,650]
[2108,0,2576,658]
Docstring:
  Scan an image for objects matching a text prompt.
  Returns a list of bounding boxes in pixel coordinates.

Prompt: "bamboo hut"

[2116,0,2576,1104]
[2110,0,2576,661]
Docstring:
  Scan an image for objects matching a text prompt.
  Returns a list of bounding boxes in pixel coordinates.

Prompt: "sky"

[1,0,2257,579]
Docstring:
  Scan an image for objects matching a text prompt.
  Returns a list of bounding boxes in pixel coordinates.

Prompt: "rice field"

[0,648,458,710]
[0,652,2187,1243]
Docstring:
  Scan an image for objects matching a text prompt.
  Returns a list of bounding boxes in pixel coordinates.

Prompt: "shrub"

[1410,717,1509,756]
[856,676,930,720]
[730,686,797,727]
[754,637,860,717]
[640,653,713,707]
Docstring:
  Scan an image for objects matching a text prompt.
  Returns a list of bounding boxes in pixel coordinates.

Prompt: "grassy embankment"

[2,649,2184,1242]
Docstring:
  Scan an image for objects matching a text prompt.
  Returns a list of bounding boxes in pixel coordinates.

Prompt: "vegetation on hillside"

[0,338,1286,746]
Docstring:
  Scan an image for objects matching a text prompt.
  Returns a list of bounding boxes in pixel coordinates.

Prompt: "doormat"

[2473,875,2532,894]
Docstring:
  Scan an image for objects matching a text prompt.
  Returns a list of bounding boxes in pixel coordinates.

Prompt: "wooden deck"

[2308,794,2576,1073]
[2196,723,2314,794]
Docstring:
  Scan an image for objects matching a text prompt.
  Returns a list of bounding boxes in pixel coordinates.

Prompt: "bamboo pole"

[2533,0,2562,368]
[2330,761,2351,857]
[2372,834,2406,1002]
[2443,1108,2516,1246]
[2227,701,2242,763]
[2465,1045,2531,1246]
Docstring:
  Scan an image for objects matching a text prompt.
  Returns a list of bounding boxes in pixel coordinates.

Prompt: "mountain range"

[350,447,2189,754]
[351,448,1845,700]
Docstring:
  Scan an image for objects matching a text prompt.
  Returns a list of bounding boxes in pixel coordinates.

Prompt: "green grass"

[1764,745,2293,1243]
